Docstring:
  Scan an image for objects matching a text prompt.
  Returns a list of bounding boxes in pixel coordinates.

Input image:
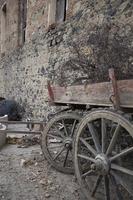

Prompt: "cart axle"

[91,154,110,175]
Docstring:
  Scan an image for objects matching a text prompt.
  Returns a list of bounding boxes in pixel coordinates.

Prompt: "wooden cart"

[41,69,133,200]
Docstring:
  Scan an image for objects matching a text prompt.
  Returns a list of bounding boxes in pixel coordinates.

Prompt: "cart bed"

[48,79,133,108]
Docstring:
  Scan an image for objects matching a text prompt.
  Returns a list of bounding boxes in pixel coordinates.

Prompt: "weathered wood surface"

[0,115,7,149]
[49,79,133,108]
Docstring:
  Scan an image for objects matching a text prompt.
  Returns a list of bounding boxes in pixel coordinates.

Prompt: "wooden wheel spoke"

[110,174,123,200]
[101,118,107,153]
[88,123,101,153]
[106,124,121,156]
[111,171,133,196]
[70,120,77,137]
[62,120,69,137]
[49,144,64,149]
[79,137,97,156]
[85,137,92,141]
[53,147,65,161]
[54,126,65,138]
[63,149,70,167]
[78,154,96,163]
[110,146,133,162]
[47,134,63,141]
[82,170,94,178]
[111,164,133,176]
[69,149,73,157]
[104,175,110,200]
[91,175,103,197]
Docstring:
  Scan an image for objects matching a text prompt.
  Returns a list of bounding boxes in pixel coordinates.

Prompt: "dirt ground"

[0,143,85,200]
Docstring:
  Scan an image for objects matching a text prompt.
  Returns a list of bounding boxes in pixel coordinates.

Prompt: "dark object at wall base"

[0,100,25,121]
[0,97,6,101]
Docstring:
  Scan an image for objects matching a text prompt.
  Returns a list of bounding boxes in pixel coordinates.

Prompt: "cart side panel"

[118,80,133,108]
[52,82,111,106]
[51,80,133,108]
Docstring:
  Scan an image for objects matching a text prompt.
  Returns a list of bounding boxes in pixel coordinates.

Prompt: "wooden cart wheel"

[41,112,80,174]
[74,109,133,200]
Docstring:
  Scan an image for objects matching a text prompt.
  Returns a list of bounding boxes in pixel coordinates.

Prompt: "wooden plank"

[0,121,45,125]
[118,80,133,107]
[50,79,133,108]
[109,68,120,109]
[0,130,41,135]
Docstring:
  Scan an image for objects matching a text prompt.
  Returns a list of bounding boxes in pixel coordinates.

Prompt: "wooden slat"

[0,130,41,135]
[0,121,45,125]
[50,79,133,108]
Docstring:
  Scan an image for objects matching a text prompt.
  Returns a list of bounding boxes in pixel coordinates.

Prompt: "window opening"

[56,0,67,22]
[18,0,27,45]
[1,3,7,55]
[22,0,27,43]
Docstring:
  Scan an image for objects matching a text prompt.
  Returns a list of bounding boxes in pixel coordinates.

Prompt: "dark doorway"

[18,0,27,45]
[1,3,7,55]
[56,0,67,23]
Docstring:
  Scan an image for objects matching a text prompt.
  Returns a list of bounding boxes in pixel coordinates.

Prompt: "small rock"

[39,180,46,185]
[50,186,56,191]
[48,180,52,185]
[20,159,26,167]
[56,185,60,189]
[20,159,34,167]
[45,193,51,198]
[31,172,37,177]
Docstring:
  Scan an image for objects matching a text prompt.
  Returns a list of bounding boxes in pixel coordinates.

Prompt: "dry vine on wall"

[59,20,133,85]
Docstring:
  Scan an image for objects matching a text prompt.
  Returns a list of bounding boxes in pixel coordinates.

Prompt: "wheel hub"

[91,154,110,175]
[64,138,72,149]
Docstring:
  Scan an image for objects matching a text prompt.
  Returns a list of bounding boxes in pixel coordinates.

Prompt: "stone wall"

[0,0,79,56]
[26,0,48,41]
[0,0,19,56]
[0,0,132,120]
[6,0,19,52]
[26,0,79,41]
[0,0,85,119]
[0,66,5,97]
